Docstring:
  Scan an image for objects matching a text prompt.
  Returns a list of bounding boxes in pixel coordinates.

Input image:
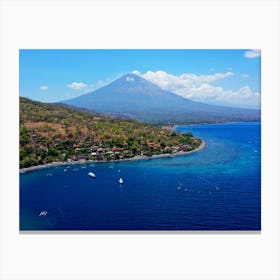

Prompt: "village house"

[74,155,85,161]
[172,146,180,152]
[180,144,190,150]
[147,142,155,148]
[112,147,120,153]
[161,126,172,131]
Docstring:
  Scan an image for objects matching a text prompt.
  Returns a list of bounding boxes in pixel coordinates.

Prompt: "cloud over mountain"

[133,70,260,108]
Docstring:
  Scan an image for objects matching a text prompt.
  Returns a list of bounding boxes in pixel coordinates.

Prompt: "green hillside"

[20,97,201,168]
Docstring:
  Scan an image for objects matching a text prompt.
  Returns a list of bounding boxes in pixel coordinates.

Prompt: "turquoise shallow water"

[20,122,261,230]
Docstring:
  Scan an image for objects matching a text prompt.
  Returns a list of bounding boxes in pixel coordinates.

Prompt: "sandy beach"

[20,140,207,174]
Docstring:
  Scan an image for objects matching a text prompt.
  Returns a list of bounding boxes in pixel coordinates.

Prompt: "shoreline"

[20,140,207,174]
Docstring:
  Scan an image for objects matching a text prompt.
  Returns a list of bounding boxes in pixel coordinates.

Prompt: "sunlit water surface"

[20,122,261,230]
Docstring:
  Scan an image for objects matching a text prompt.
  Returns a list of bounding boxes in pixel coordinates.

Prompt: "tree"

[48,147,59,157]
[20,127,29,145]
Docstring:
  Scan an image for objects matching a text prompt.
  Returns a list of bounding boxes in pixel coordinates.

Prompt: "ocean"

[20,122,261,230]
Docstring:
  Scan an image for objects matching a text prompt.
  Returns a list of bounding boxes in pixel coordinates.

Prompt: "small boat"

[39,211,48,217]
[119,178,124,184]
[88,172,96,178]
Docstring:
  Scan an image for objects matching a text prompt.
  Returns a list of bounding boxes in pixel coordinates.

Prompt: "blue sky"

[19,49,261,108]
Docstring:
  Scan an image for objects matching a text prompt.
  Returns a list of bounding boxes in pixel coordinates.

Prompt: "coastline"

[20,140,207,174]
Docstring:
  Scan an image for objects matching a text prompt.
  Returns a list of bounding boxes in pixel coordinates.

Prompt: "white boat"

[39,211,48,217]
[88,172,96,178]
[119,178,124,184]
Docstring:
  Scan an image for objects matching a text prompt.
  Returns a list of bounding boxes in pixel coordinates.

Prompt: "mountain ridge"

[61,73,260,124]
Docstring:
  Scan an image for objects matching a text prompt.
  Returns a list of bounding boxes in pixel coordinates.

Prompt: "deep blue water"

[20,122,261,230]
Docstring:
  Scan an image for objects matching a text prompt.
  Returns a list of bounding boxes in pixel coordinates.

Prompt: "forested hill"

[20,97,201,168]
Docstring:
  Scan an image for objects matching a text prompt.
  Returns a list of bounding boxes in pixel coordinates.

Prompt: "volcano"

[61,73,260,123]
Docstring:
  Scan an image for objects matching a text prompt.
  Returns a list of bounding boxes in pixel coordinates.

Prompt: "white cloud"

[176,84,260,108]
[134,70,233,91]
[242,74,250,78]
[244,49,261,58]
[126,76,135,82]
[134,70,260,108]
[67,82,87,90]
[40,85,48,91]
[132,70,140,75]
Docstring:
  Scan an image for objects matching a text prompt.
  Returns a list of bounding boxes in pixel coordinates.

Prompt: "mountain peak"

[109,73,163,94]
[61,73,260,124]
[118,73,147,83]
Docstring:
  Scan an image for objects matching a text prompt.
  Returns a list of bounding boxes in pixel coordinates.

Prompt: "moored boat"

[88,172,96,178]
[39,211,48,216]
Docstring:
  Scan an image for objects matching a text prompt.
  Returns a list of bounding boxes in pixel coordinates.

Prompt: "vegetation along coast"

[20,97,205,172]
[20,140,206,173]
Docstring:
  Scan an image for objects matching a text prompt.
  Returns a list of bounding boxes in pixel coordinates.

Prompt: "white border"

[1,1,279,280]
